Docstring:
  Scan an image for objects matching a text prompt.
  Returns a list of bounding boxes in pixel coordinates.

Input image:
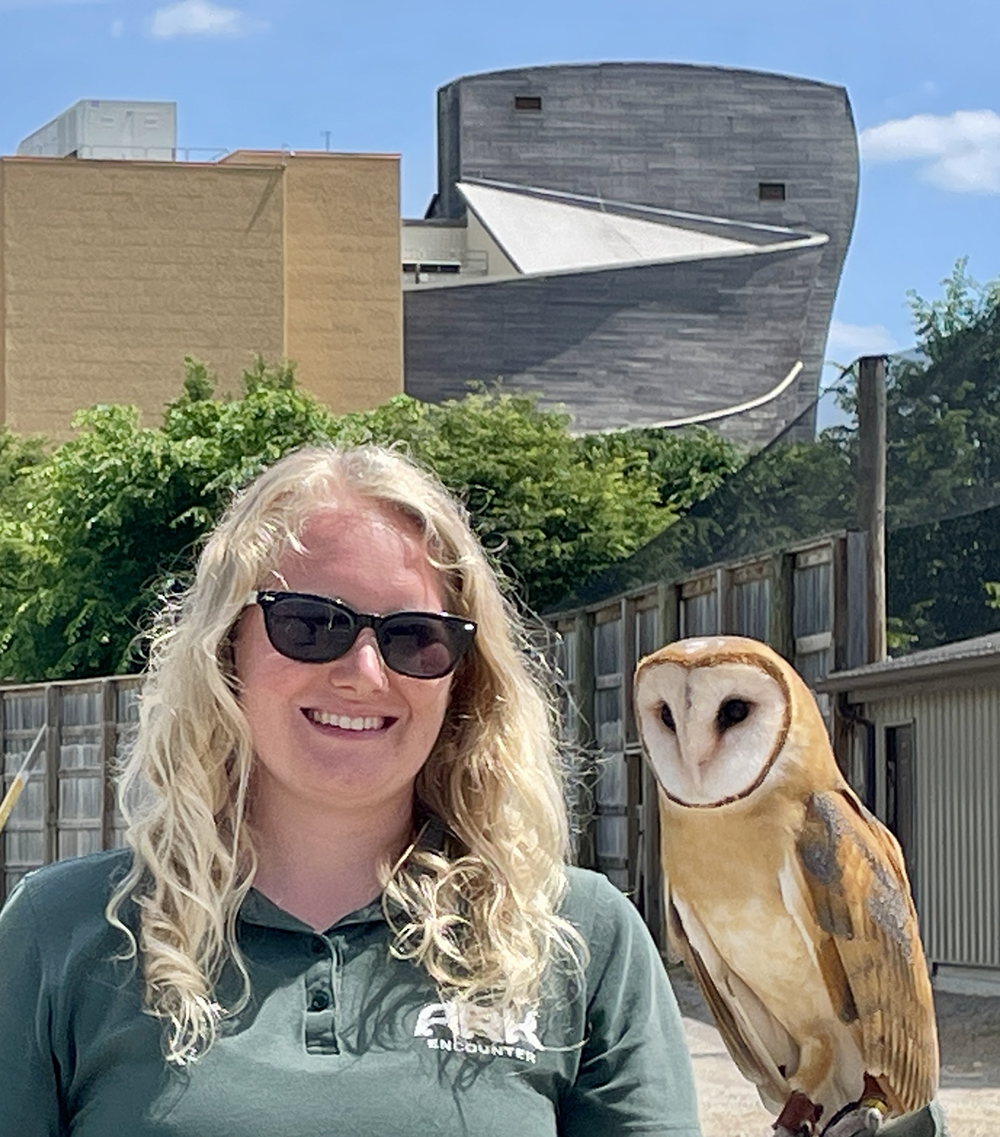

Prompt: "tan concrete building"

[0,149,402,438]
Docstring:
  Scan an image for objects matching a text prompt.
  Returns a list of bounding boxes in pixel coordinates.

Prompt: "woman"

[0,446,702,1136]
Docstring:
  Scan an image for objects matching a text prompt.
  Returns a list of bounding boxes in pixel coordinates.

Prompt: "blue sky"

[2,0,998,386]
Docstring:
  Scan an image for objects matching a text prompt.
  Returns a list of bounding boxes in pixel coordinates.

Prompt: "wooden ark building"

[403,63,859,444]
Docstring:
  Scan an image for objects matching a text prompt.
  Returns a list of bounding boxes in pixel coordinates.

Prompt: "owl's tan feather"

[796,788,939,1114]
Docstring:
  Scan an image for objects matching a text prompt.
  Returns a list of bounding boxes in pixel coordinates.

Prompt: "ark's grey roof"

[440,61,849,95]
[817,633,1000,695]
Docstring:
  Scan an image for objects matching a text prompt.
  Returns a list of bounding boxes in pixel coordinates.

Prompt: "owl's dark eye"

[717,698,751,731]
[659,703,676,732]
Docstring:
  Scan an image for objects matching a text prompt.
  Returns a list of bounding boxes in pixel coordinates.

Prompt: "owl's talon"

[774,1089,823,1135]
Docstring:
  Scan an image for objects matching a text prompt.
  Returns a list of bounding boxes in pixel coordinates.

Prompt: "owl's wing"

[796,789,939,1115]
[667,892,792,1114]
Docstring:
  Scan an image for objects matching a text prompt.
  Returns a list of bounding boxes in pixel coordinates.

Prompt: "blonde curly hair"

[108,445,581,1062]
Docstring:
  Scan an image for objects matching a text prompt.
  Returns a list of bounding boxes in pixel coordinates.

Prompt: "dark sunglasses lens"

[378,616,471,679]
[265,597,356,663]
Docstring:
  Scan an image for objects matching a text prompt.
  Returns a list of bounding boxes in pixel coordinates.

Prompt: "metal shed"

[817,635,1000,995]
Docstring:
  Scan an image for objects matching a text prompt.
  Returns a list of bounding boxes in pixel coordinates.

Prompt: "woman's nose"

[329,629,388,692]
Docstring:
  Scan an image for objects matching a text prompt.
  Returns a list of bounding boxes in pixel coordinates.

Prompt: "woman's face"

[234,497,455,826]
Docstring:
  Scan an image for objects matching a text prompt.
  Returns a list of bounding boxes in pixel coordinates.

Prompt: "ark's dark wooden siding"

[405,243,825,445]
[407,62,859,443]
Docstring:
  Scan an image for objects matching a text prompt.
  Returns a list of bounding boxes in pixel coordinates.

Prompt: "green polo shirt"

[0,849,702,1136]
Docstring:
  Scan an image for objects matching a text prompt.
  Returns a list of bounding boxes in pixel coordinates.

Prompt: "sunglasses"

[252,591,477,679]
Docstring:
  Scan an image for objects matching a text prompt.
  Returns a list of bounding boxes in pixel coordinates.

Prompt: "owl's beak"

[675,724,717,789]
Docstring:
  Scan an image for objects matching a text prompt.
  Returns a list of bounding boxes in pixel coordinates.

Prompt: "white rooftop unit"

[16,100,177,161]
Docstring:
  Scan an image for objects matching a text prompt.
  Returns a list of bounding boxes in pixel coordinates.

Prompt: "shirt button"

[308,990,331,1012]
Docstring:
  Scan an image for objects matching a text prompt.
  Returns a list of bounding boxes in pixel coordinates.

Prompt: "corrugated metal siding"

[873,689,1000,968]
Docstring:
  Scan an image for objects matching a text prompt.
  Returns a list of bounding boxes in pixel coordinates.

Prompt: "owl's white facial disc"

[636,660,789,806]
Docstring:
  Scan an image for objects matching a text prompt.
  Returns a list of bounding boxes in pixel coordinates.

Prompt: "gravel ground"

[668,964,1000,1137]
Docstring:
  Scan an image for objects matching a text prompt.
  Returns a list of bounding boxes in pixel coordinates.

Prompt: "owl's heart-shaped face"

[635,657,789,806]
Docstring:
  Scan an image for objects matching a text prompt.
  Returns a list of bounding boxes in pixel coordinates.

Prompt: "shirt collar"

[238,888,386,934]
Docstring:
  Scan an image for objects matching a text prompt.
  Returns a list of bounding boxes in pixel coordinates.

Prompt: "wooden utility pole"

[857,355,888,663]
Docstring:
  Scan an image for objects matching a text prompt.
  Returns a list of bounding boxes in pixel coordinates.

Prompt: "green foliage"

[670,258,1000,655]
[573,257,1000,652]
[887,506,1000,649]
[907,257,1000,354]
[0,360,341,682]
[559,420,857,608]
[161,357,340,498]
[8,254,999,679]
[1,367,731,681]
[886,612,926,655]
[883,262,1000,529]
[0,426,46,495]
[709,430,855,552]
[581,424,747,511]
[350,392,667,609]
[0,428,48,666]
[879,261,1000,650]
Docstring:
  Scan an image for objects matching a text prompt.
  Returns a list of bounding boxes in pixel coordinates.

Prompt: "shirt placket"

[304,932,340,1055]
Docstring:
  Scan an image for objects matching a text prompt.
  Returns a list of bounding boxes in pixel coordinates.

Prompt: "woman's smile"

[303,708,392,733]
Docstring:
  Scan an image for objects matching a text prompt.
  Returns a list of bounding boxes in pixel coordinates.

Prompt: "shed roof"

[817,631,1000,696]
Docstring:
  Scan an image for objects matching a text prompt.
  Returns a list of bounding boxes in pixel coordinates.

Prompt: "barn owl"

[634,636,938,1137]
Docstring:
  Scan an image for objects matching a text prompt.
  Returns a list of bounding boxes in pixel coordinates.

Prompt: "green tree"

[335,391,668,608]
[573,259,1000,652]
[0,360,340,681]
[580,424,747,511]
[908,256,1000,350]
[0,427,48,663]
[879,261,1000,649]
[882,259,1000,528]
[0,369,693,681]
[887,506,1000,650]
[693,260,1000,653]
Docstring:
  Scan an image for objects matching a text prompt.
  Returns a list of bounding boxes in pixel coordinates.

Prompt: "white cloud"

[110,15,122,35]
[150,0,255,37]
[826,320,901,360]
[860,110,1000,193]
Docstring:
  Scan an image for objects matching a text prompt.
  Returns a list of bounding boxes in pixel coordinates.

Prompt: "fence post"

[45,685,60,864]
[857,355,888,663]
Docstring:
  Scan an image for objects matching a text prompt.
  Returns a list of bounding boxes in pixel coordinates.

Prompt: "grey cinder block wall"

[404,63,859,444]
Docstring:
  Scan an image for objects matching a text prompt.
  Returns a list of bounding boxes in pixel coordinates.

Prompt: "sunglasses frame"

[251,590,477,679]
